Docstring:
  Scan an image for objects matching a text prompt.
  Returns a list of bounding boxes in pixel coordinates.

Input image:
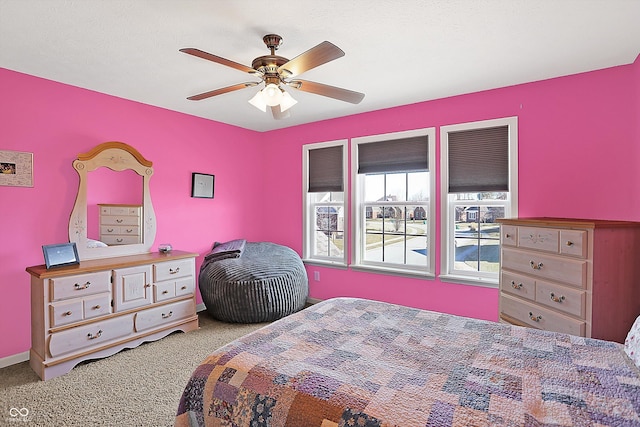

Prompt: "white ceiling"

[1,0,639,132]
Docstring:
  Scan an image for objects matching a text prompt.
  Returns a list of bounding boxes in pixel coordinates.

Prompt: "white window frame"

[351,128,436,278]
[302,139,348,266]
[439,116,518,286]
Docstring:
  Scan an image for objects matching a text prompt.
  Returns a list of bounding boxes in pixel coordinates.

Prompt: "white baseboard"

[0,351,29,369]
[306,297,323,305]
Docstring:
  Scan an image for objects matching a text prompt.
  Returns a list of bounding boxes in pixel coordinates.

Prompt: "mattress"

[175,297,640,426]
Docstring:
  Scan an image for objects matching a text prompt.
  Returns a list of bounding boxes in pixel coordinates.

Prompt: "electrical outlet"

[313,271,320,281]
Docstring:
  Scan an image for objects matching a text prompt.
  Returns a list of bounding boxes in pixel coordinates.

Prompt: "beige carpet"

[0,313,268,426]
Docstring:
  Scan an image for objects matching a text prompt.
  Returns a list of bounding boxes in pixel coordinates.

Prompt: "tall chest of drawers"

[26,250,198,380]
[99,204,142,245]
[496,218,640,343]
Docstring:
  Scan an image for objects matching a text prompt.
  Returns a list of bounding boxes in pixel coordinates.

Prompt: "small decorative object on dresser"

[26,250,199,380]
[496,217,640,343]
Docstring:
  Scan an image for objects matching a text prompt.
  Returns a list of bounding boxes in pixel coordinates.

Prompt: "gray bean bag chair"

[199,241,309,323]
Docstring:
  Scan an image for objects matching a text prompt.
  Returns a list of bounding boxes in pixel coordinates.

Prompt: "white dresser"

[99,204,142,245]
[496,218,640,343]
[26,250,198,380]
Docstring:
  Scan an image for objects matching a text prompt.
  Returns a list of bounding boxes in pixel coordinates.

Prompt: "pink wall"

[260,56,640,320]
[1,53,639,361]
[0,68,265,359]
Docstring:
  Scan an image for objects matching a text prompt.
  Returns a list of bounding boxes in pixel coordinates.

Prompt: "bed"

[175,297,640,427]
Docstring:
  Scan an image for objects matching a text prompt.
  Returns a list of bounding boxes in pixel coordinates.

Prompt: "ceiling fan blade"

[278,41,344,78]
[187,82,258,101]
[270,105,291,120]
[288,80,365,104]
[180,48,256,74]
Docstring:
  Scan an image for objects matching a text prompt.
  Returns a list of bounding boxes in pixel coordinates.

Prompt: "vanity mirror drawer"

[501,248,587,288]
[48,314,133,358]
[501,225,517,246]
[154,259,193,282]
[501,294,585,336]
[50,299,83,327]
[154,281,176,302]
[101,235,141,245]
[101,215,140,226]
[535,280,585,318]
[50,271,111,301]
[501,271,535,300]
[134,299,195,332]
[517,227,559,253]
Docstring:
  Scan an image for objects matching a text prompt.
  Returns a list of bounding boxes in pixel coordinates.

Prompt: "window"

[440,117,518,285]
[352,128,436,276]
[303,140,348,265]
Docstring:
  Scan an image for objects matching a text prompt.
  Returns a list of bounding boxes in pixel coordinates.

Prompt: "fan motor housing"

[251,55,290,77]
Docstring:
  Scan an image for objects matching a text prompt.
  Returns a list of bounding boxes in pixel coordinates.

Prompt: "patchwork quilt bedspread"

[175,297,640,427]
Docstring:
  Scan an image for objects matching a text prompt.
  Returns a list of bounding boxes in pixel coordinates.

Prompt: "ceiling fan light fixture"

[248,90,267,112]
[262,83,283,106]
[279,90,297,112]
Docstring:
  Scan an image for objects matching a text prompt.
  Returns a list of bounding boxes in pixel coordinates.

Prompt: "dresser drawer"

[501,225,517,246]
[175,277,195,297]
[50,299,83,327]
[101,206,140,216]
[517,227,559,253]
[501,294,585,336]
[101,215,140,226]
[559,230,587,258]
[50,271,111,301]
[154,281,176,302]
[83,293,112,319]
[535,280,586,318]
[100,225,140,236]
[501,248,587,288]
[134,299,195,332]
[154,259,193,282]
[48,314,133,358]
[501,271,535,301]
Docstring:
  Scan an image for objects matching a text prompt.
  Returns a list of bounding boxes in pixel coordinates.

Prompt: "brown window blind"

[357,136,429,174]
[308,145,343,192]
[448,125,509,193]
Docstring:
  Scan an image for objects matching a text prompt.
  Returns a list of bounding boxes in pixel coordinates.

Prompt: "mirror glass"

[86,168,143,243]
[68,142,156,260]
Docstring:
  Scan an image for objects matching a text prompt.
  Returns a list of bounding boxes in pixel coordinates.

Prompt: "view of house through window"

[451,192,506,274]
[311,191,345,259]
[363,172,429,268]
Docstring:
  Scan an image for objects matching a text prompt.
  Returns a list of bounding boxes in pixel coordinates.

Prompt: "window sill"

[302,259,349,270]
[349,264,434,280]
[438,274,498,288]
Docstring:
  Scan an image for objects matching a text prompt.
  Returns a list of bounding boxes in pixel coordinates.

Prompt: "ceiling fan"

[180,34,365,119]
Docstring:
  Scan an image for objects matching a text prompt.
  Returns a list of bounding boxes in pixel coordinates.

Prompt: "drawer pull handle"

[505,233,511,238]
[529,261,543,270]
[74,282,91,290]
[92,305,101,310]
[162,290,169,294]
[180,286,187,290]
[87,330,103,340]
[116,238,123,243]
[162,311,173,319]
[116,219,123,223]
[550,293,565,303]
[511,281,523,290]
[126,229,133,233]
[528,312,542,322]
[566,241,574,246]
[107,228,114,233]
[169,267,180,274]
[144,284,151,288]
[63,311,72,316]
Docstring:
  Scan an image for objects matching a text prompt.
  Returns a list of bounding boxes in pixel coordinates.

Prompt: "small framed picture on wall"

[191,172,215,198]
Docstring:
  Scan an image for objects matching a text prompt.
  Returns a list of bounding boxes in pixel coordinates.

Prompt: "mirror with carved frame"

[68,142,156,260]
